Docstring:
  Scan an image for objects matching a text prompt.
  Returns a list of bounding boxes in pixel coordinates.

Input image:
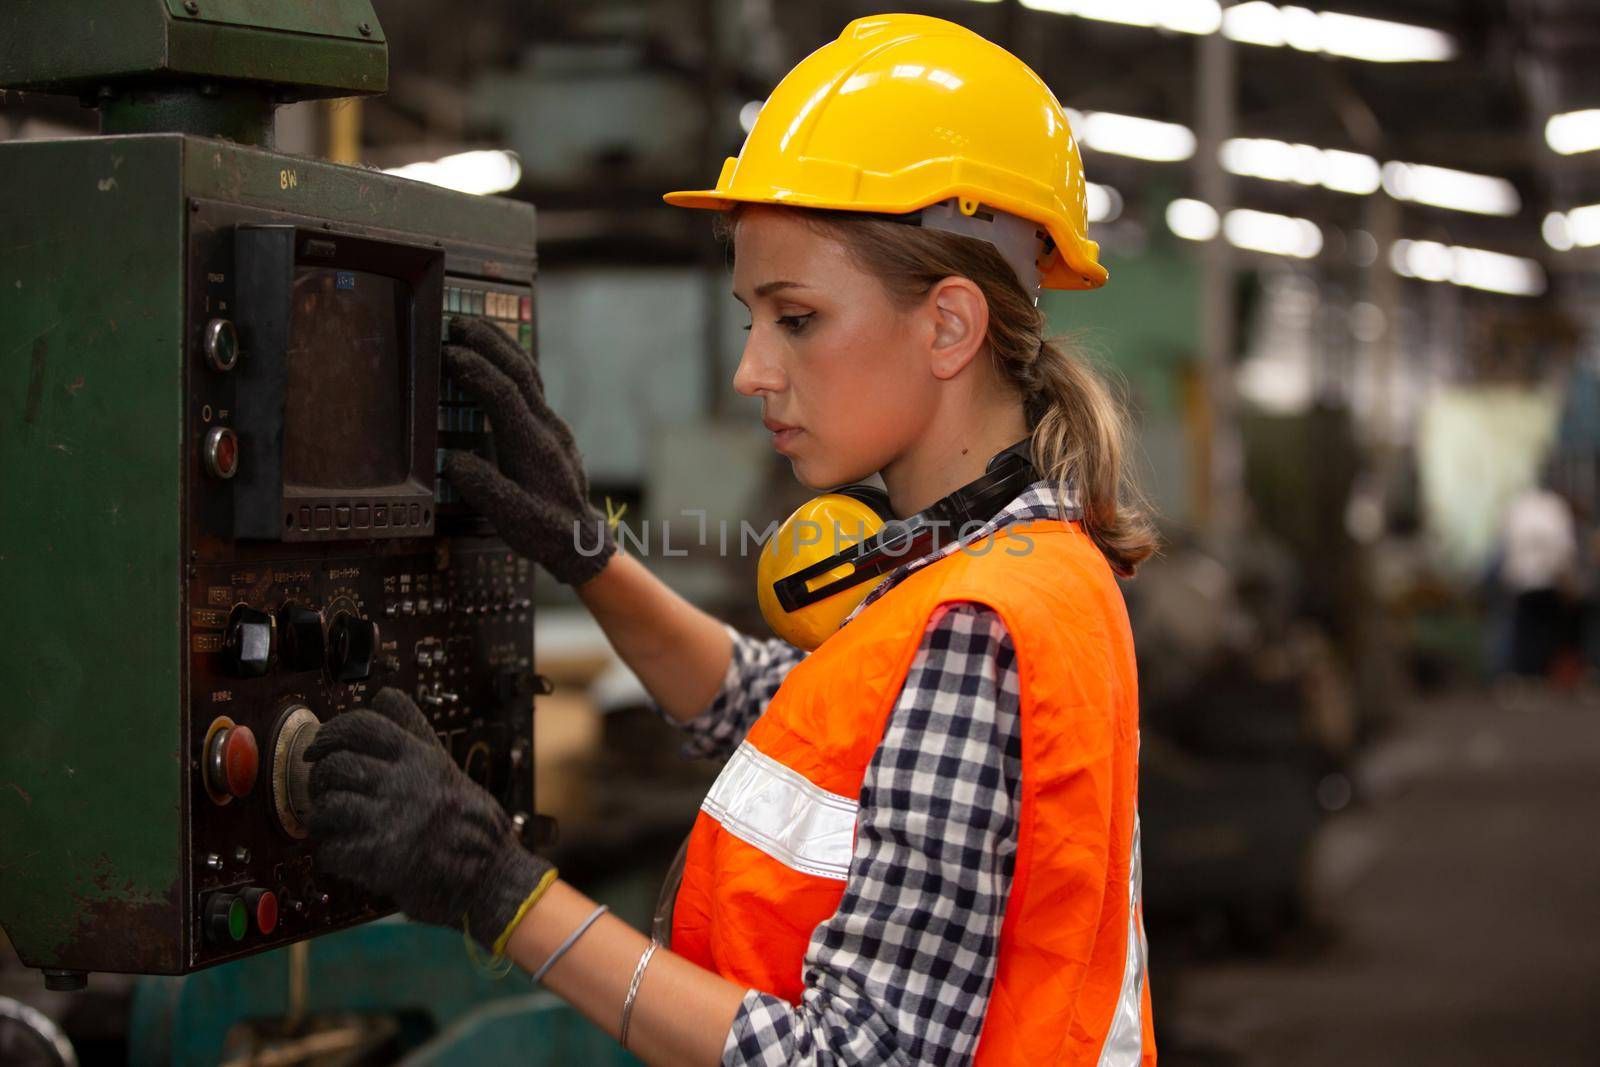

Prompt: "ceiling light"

[1390,239,1546,296]
[1086,183,1124,224]
[1167,200,1323,258]
[1019,0,1222,34]
[1224,208,1323,258]
[1543,213,1574,252]
[1546,109,1600,155]
[1564,204,1600,248]
[1220,138,1380,194]
[1381,162,1520,217]
[1080,111,1196,162]
[1321,150,1383,194]
[1167,199,1220,241]
[1222,3,1454,63]
[384,150,522,196]
[739,100,764,133]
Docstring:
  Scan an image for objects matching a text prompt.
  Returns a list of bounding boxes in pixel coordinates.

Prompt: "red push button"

[243,887,278,935]
[204,426,239,480]
[204,719,259,802]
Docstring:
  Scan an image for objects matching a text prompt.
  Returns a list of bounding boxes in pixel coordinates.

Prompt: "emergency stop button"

[204,718,258,802]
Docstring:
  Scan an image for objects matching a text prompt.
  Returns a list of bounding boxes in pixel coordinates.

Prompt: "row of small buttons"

[445,288,531,322]
[384,596,450,618]
[382,594,530,618]
[294,502,428,533]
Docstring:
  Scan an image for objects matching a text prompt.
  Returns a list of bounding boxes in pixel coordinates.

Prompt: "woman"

[304,13,1157,1065]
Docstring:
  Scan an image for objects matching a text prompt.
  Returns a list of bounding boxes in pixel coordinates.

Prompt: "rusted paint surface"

[0,135,186,974]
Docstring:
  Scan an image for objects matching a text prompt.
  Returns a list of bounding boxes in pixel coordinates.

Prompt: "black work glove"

[303,687,554,952]
[442,315,616,586]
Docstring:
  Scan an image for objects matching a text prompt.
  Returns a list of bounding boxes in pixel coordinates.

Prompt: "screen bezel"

[231,226,443,542]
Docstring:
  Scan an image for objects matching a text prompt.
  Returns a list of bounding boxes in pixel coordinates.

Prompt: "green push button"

[205,892,249,944]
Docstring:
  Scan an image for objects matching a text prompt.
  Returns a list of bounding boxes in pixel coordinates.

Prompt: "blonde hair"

[723,206,1158,576]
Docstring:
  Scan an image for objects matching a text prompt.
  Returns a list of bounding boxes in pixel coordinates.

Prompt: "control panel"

[184,545,537,963]
[178,202,547,968]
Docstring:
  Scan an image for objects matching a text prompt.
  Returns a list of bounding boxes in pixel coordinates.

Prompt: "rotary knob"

[270,705,321,839]
[222,605,274,677]
[277,603,325,673]
[327,611,378,683]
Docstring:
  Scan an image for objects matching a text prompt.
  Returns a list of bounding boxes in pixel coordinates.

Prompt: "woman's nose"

[732,334,785,398]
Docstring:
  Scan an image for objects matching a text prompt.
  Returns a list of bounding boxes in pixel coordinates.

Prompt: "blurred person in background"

[296,13,1158,1067]
[1493,469,1581,695]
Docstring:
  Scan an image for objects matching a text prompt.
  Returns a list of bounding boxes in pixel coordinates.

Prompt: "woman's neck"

[880,401,1030,518]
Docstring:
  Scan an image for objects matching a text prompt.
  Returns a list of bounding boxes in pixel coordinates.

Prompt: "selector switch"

[222,605,274,677]
[327,612,378,683]
[277,603,325,673]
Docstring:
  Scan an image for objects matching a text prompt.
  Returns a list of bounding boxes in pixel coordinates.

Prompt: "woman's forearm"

[573,551,734,724]
[508,880,746,1067]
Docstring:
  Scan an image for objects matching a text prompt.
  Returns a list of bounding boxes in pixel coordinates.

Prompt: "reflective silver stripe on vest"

[1098,815,1149,1067]
[700,741,857,881]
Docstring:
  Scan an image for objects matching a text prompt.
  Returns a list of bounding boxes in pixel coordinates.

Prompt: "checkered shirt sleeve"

[718,601,1022,1066]
[672,625,809,761]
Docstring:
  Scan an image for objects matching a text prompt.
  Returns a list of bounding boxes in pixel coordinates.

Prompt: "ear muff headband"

[770,445,1038,614]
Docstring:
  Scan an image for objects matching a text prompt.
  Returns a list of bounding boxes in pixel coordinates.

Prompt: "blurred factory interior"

[3,0,1599,1064]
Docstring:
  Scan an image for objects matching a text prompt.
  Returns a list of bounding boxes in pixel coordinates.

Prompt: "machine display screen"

[284,267,411,490]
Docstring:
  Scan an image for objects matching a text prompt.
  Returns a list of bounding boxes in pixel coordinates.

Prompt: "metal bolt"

[358,22,373,36]
[234,846,251,864]
[205,853,223,871]
[184,1,199,14]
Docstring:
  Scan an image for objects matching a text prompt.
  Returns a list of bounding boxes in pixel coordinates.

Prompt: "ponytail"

[1020,339,1156,576]
[737,206,1159,576]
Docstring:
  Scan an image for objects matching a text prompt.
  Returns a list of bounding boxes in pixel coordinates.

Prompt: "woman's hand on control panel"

[441,316,616,586]
[303,687,554,952]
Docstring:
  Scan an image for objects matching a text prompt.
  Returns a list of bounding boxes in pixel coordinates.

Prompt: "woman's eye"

[740,314,815,334]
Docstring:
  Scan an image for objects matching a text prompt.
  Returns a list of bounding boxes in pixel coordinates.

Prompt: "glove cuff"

[549,516,618,586]
[465,844,556,953]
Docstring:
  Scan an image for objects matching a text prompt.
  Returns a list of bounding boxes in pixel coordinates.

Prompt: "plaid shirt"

[670,479,1079,1066]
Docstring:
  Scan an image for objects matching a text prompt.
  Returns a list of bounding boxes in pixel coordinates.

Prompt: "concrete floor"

[1162,689,1600,1066]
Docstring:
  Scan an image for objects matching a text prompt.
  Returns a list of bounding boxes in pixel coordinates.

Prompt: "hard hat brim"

[663,185,1108,291]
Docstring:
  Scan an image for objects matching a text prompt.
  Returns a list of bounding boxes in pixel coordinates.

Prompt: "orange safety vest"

[672,518,1155,1064]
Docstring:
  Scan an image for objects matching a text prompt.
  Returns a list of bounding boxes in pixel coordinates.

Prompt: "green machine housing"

[0,2,549,989]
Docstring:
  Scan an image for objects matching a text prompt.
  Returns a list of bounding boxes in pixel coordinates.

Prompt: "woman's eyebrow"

[732,279,810,306]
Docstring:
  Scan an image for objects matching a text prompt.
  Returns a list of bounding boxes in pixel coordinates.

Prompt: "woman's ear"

[925,276,989,381]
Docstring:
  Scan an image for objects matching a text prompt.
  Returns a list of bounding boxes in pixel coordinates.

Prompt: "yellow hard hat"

[664,13,1106,290]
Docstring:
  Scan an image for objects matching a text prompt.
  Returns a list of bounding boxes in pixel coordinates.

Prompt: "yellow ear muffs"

[757,490,892,651]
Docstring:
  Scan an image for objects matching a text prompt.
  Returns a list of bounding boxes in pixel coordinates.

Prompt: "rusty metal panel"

[0,135,189,973]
